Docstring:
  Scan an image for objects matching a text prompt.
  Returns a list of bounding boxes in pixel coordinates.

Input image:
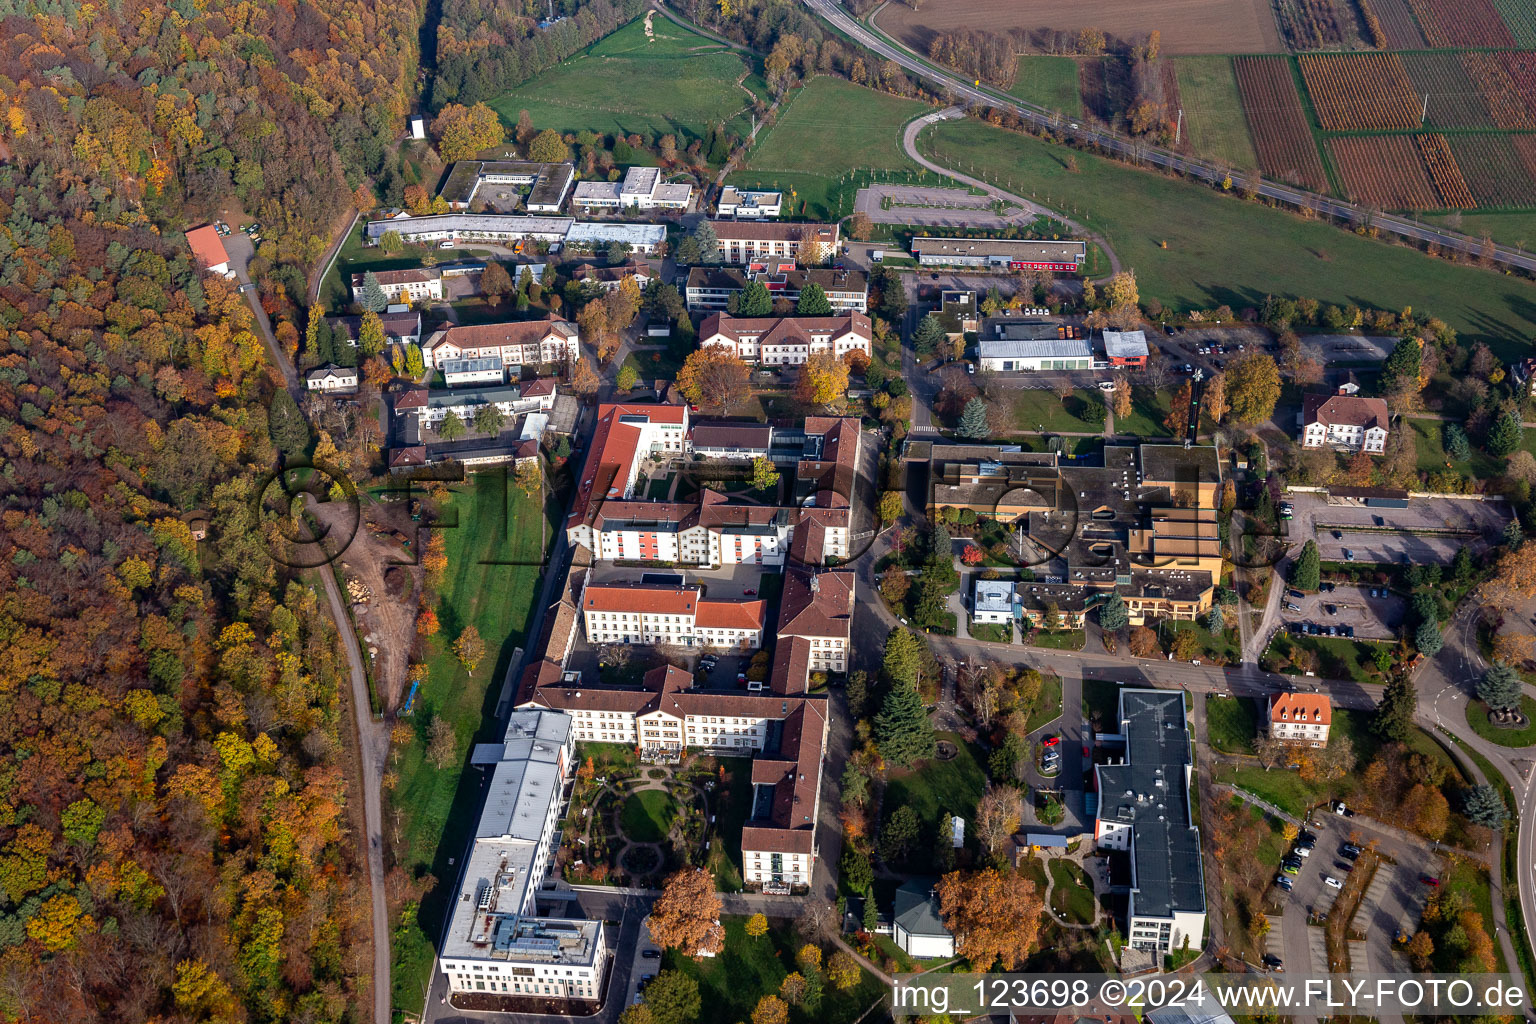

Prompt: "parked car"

[1327,625,1337,636]
[1164,325,1176,336]
[1333,803,1355,818]
[1325,605,1337,615]
[1420,875,1440,887]
[642,949,661,959]
[1298,829,1317,843]
[1335,861,1354,873]
[1342,625,1355,638]
[1288,589,1305,599]
[1324,876,1343,890]
[1341,842,1362,856]
[1344,549,1355,561]
[1286,603,1302,612]
[1333,530,1343,539]
[1043,736,1061,747]
[1262,954,1284,971]
[1293,846,1311,858]
[1275,875,1294,890]
[743,588,757,596]
[1322,581,1335,592]
[1281,862,1301,876]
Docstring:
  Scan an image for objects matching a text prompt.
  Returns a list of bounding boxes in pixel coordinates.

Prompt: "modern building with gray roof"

[1093,688,1205,956]
[438,707,609,1003]
[439,160,576,212]
[976,318,1093,370]
[892,880,955,958]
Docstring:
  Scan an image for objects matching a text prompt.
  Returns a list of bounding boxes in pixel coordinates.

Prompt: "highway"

[803,0,1536,274]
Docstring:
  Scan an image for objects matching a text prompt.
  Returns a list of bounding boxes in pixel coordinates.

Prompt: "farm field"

[484,18,765,146]
[731,76,928,218]
[1299,53,1420,130]
[1405,0,1513,47]
[1494,0,1536,48]
[1174,57,1259,170]
[1233,56,1328,192]
[917,117,1536,356]
[1417,134,1476,209]
[1464,52,1535,128]
[1009,56,1084,116]
[1498,52,1536,116]
[1450,135,1536,208]
[1403,52,1494,129]
[1273,0,1361,50]
[1327,136,1439,210]
[871,0,1284,57]
[1360,0,1426,48]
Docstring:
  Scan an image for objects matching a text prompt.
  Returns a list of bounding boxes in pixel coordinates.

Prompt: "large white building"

[394,379,557,431]
[697,312,872,367]
[716,187,783,219]
[438,709,608,1001]
[709,221,839,264]
[1268,692,1331,747]
[685,264,868,314]
[972,579,1015,625]
[424,318,580,368]
[1301,393,1389,454]
[581,582,766,650]
[977,318,1093,372]
[1094,690,1205,956]
[305,364,359,393]
[438,160,576,213]
[353,268,444,304]
[571,166,693,210]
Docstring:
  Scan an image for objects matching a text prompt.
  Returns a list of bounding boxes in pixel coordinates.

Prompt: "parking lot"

[1280,583,1403,641]
[1287,491,1508,566]
[1297,334,1396,364]
[1270,808,1442,976]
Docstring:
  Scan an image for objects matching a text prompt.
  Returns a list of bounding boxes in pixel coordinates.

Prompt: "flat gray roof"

[978,337,1092,360]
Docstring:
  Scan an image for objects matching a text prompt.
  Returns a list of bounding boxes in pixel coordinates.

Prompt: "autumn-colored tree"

[423,532,449,586]
[1406,931,1435,970]
[432,102,506,162]
[1113,377,1133,418]
[1105,270,1139,309]
[647,868,724,958]
[417,609,440,637]
[879,491,904,525]
[973,785,1022,863]
[529,128,568,164]
[752,995,790,1024]
[745,912,768,938]
[482,262,514,304]
[828,950,861,990]
[359,310,387,357]
[1129,625,1160,658]
[1170,628,1201,662]
[937,867,1044,969]
[677,346,751,414]
[1203,370,1228,424]
[1226,351,1283,425]
[570,358,602,400]
[454,625,486,673]
[1165,380,1192,435]
[796,351,851,406]
[427,715,458,769]
[353,182,376,213]
[779,973,807,1005]
[404,184,432,215]
[516,458,542,497]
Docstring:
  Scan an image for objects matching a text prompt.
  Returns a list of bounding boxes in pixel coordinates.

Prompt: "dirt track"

[874,0,1284,57]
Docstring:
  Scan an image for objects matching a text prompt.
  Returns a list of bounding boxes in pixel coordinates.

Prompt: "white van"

[438,239,455,249]
[1096,380,1116,392]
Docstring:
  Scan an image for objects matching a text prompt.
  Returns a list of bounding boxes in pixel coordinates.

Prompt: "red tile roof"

[778,569,854,640]
[694,599,766,631]
[185,225,229,269]
[432,316,576,351]
[1302,393,1389,431]
[740,825,814,855]
[1270,692,1332,726]
[582,583,698,615]
[567,403,689,531]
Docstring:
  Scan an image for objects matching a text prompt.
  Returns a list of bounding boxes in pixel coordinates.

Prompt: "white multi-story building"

[972,579,1015,624]
[564,403,691,548]
[441,357,507,388]
[424,319,579,368]
[716,187,783,219]
[581,582,765,650]
[394,379,556,431]
[1301,393,1389,454]
[572,166,693,210]
[438,709,608,1002]
[1268,693,1331,747]
[1093,690,1205,957]
[709,221,839,264]
[365,214,574,248]
[438,160,576,213]
[697,312,872,367]
[685,264,868,314]
[352,268,444,304]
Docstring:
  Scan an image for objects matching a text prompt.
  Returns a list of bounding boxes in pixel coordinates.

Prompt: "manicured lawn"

[1030,629,1086,651]
[1009,388,1106,433]
[1406,416,1504,479]
[620,789,677,842]
[1025,673,1064,733]
[1112,387,1175,439]
[662,916,886,1024]
[486,18,765,146]
[1009,56,1083,116]
[919,119,1536,359]
[389,475,554,1015]
[1466,697,1536,747]
[1269,632,1390,684]
[733,76,932,219]
[1173,57,1260,171]
[708,757,754,892]
[1206,695,1260,754]
[1048,859,1096,924]
[1164,619,1239,663]
[1211,762,1324,818]
[970,621,1011,643]
[883,732,988,870]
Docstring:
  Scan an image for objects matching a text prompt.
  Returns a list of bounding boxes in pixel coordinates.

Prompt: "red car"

[1042,736,1061,748]
[1420,875,1440,887]
[743,588,757,596]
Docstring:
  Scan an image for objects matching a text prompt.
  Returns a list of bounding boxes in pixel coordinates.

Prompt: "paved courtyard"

[853,183,1037,229]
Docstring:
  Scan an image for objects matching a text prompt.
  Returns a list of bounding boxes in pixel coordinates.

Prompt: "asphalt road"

[801,0,1536,273]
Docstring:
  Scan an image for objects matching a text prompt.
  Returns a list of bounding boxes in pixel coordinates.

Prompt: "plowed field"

[1234,56,1328,192]
[1328,136,1437,210]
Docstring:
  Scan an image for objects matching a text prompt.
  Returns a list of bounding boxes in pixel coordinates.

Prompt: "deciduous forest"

[0,0,421,1019]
